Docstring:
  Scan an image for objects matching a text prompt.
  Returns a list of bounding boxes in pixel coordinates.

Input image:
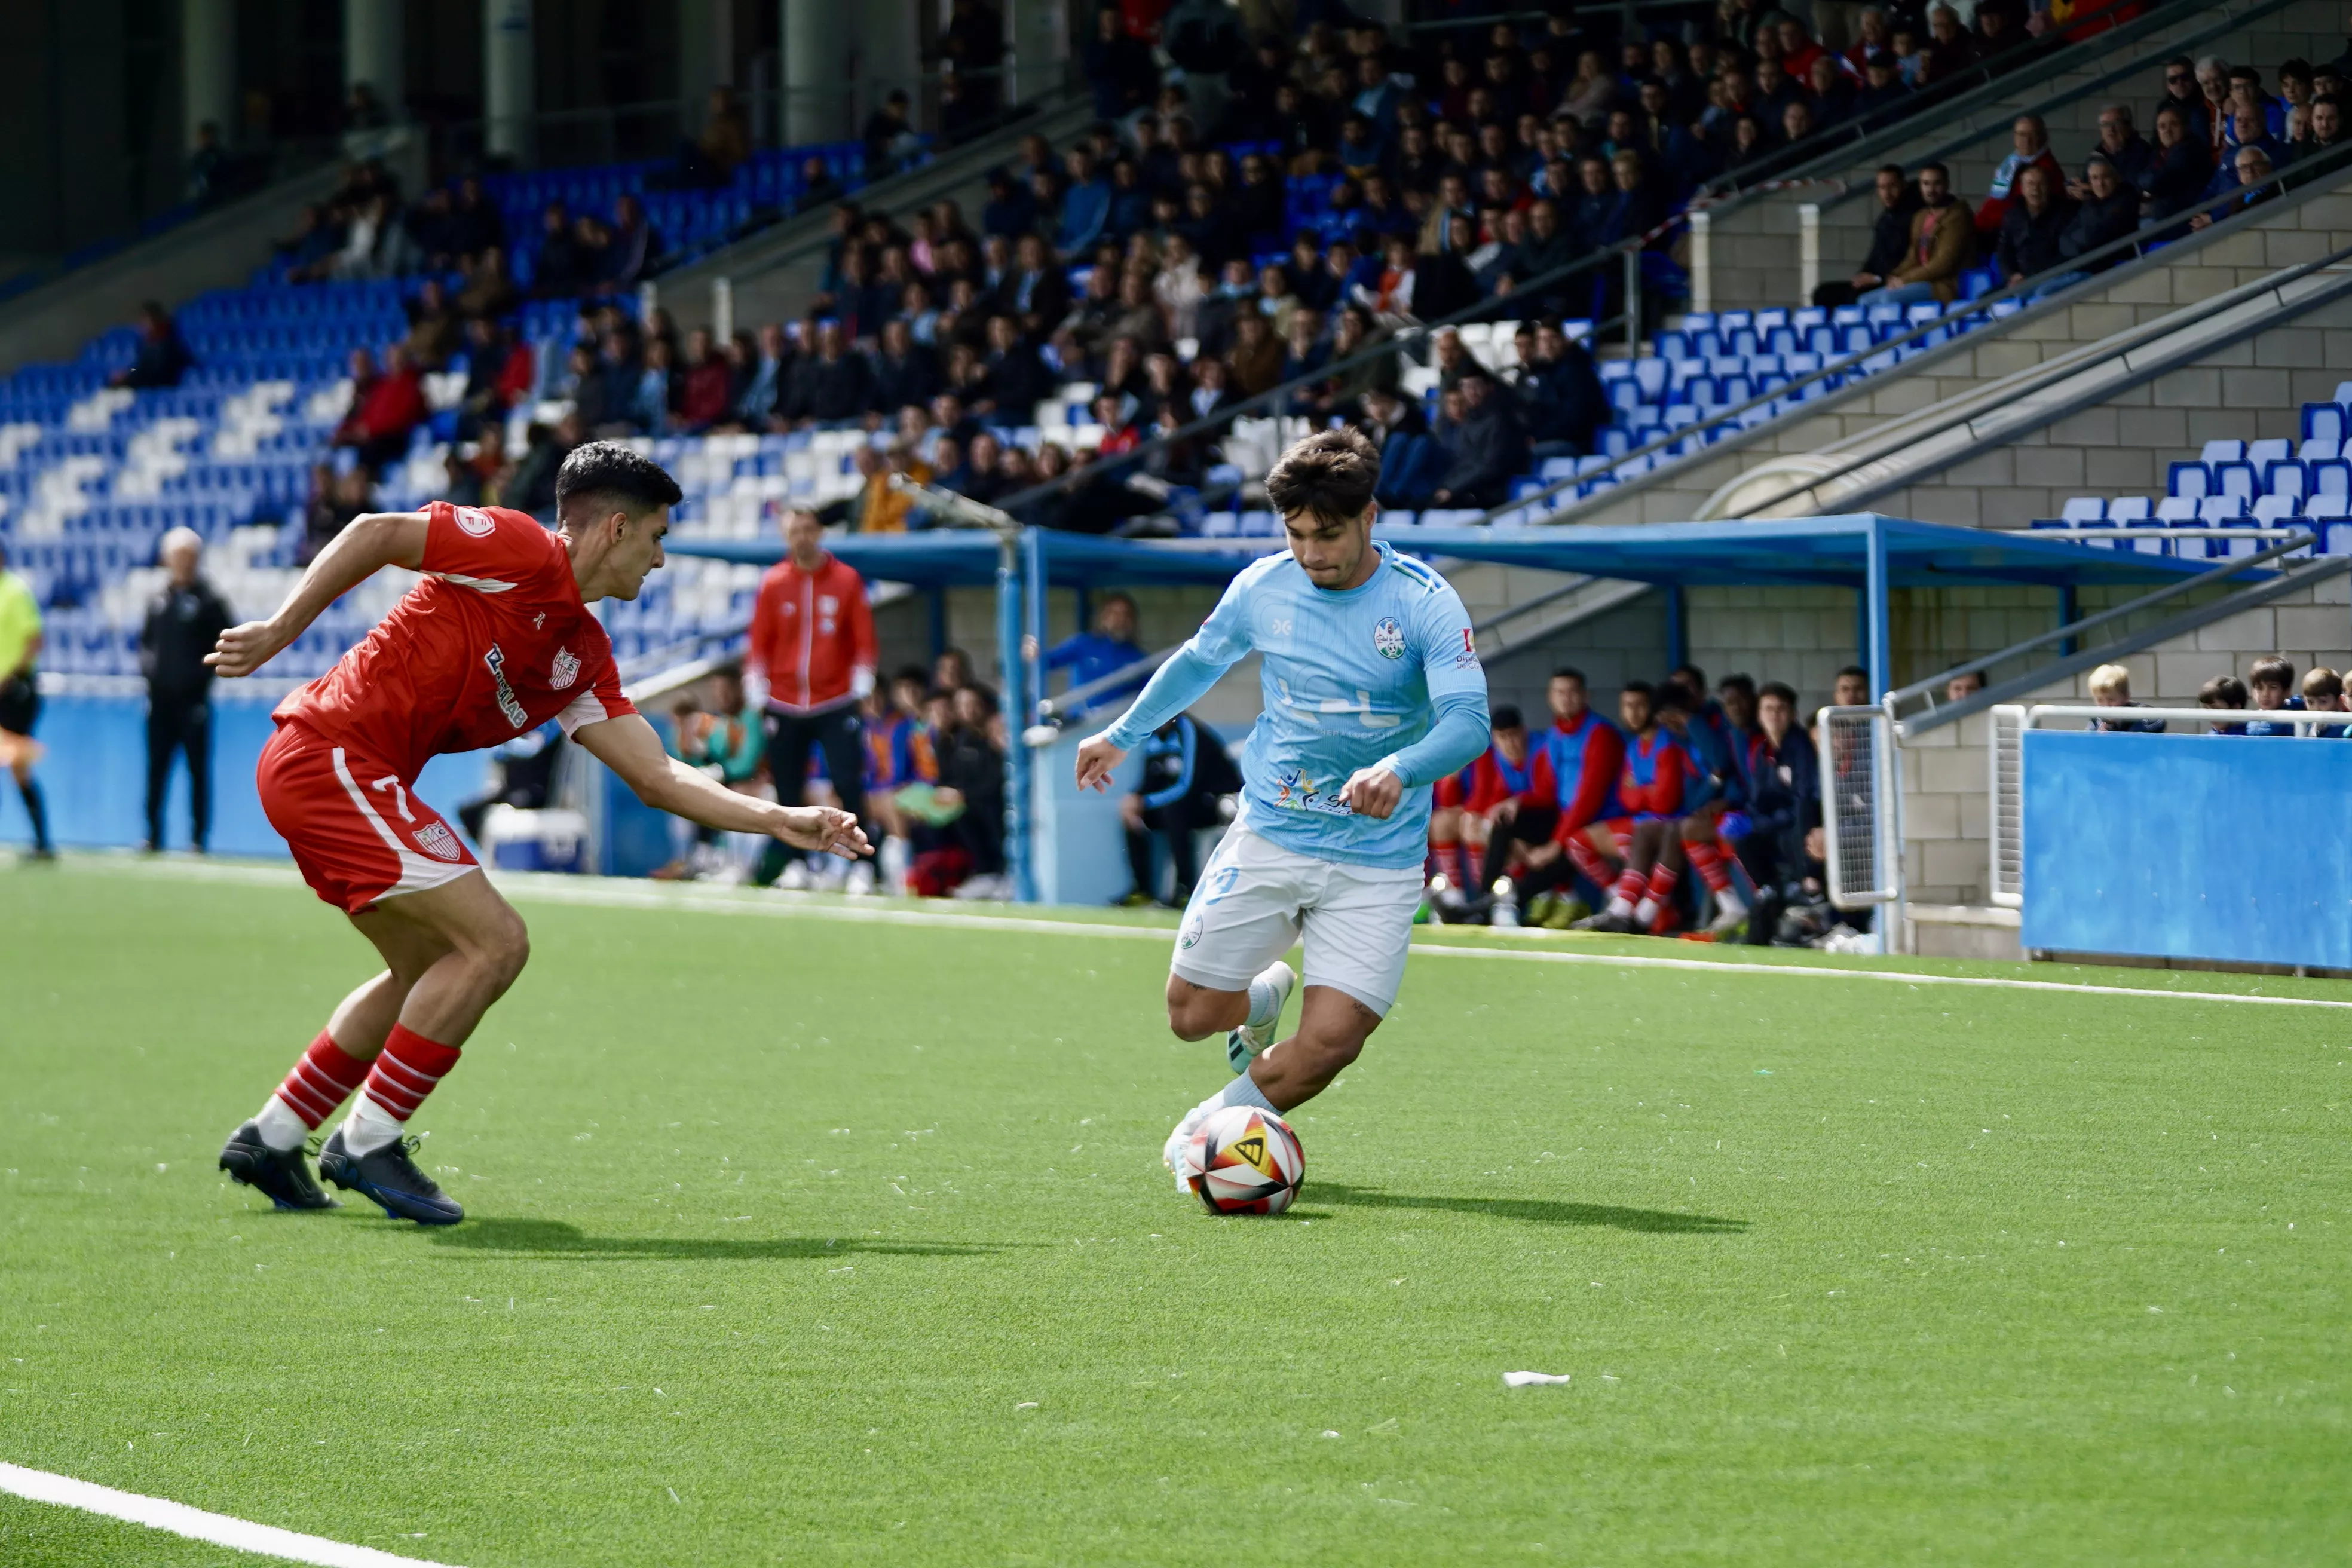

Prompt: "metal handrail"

[1485,152,2352,527]
[1889,532,2316,714]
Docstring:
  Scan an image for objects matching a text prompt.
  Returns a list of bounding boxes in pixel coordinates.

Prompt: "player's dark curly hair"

[555,440,683,523]
[1264,427,1379,525]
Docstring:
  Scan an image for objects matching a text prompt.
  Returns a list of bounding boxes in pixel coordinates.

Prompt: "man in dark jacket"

[1429,372,1528,510]
[1816,165,1922,308]
[2078,105,2156,200]
[1513,321,1610,457]
[1995,164,2075,286]
[111,303,192,390]
[139,528,234,852]
[2052,157,2141,281]
[1120,712,1239,906]
[785,320,874,425]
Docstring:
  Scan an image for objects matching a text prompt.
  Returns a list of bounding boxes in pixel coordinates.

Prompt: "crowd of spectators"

[1827,49,2352,307]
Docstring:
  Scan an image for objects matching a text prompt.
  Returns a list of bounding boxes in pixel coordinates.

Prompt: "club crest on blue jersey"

[1372,617,1407,659]
[1271,766,1353,815]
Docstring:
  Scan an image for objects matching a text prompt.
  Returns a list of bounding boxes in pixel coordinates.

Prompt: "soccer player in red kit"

[212,443,868,1224]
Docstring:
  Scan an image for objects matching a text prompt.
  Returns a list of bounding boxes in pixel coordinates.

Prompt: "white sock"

[1716,886,1749,917]
[339,1094,406,1156]
[1634,897,1659,926]
[1216,1073,1278,1115]
[1606,895,1635,918]
[1244,969,1285,1029]
[253,1096,311,1154]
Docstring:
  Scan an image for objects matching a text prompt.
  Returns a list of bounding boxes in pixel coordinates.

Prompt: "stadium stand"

[4,5,2345,694]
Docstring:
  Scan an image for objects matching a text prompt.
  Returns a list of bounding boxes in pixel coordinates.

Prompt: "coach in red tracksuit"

[748,510,878,878]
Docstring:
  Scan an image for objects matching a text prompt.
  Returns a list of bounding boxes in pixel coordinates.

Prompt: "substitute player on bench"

[212,442,868,1224]
[1072,428,1489,1186]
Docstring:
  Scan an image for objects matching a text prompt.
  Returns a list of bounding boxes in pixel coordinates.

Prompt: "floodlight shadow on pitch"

[1309,1184,1748,1234]
[424,1218,1013,1261]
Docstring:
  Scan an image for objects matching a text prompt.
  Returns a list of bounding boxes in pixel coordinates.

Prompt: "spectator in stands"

[2214,105,2288,185]
[1817,166,1919,308]
[331,345,426,471]
[186,121,237,206]
[2191,145,2277,229]
[1976,115,2063,243]
[785,320,874,425]
[137,528,232,855]
[2198,672,2250,734]
[602,195,661,290]
[1084,5,1158,120]
[862,90,921,180]
[929,684,1010,898]
[1732,679,1818,928]
[630,337,676,435]
[2145,101,2213,223]
[2243,655,2305,736]
[1057,148,1114,259]
[1428,370,1526,510]
[1919,5,1980,86]
[402,278,463,370]
[976,314,1051,416]
[1994,165,2074,289]
[2078,105,2155,198]
[2087,663,2166,732]
[110,302,192,390]
[1364,385,1448,508]
[454,318,534,439]
[1854,48,1909,119]
[2301,667,2346,736]
[2046,156,2140,290]
[2157,56,2207,142]
[675,328,733,434]
[1515,319,1609,457]
[1861,161,1970,305]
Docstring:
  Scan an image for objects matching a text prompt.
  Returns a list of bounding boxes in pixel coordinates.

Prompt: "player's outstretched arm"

[575,712,872,857]
[206,510,430,677]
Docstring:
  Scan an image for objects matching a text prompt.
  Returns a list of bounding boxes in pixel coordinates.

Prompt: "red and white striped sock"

[1612,865,1647,906]
[1565,835,1615,892]
[1687,839,1732,893]
[1645,859,1683,904]
[342,1024,462,1155]
[1430,840,1465,887]
[255,1030,371,1152]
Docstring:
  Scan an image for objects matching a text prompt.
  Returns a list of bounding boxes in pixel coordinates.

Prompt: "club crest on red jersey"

[454,506,497,538]
[550,647,580,690]
[414,823,464,862]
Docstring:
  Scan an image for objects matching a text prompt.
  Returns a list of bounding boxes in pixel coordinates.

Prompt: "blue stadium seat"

[2167,461,2210,499]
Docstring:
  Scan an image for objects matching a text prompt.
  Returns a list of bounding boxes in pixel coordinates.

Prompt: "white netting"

[1989,705,2026,908]
[1820,706,1896,909]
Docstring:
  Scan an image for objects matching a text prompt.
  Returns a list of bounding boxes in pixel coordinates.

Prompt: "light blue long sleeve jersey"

[1101,542,1491,869]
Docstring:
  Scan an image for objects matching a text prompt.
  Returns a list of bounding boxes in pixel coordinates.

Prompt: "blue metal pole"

[1023,526,1048,724]
[1864,516,1892,699]
[999,529,1035,902]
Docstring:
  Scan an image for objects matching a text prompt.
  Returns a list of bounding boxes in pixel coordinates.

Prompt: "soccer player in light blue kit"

[1073,429,1492,1185]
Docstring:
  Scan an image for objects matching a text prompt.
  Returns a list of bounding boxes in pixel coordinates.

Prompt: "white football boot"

[1163,1099,1216,1193]
[844,860,877,896]
[1223,960,1296,1075]
[776,860,814,892]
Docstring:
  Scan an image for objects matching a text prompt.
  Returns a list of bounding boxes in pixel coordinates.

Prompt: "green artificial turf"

[3,859,2348,1566]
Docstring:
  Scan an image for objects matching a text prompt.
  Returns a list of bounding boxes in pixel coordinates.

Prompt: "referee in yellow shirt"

[0,541,53,859]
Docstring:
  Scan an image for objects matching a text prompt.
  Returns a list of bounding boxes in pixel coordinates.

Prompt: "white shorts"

[1170,828,1423,1016]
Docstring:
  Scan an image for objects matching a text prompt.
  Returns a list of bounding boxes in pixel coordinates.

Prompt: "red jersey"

[274,501,636,782]
[748,552,877,714]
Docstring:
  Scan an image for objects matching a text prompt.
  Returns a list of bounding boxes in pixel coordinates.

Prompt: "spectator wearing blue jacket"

[1119,711,1240,905]
[1734,681,1820,898]
[1057,147,1113,259]
[1365,387,1450,509]
[1030,593,1149,717]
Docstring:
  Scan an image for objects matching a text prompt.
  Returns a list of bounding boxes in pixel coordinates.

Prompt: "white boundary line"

[0,1462,464,1568]
[59,853,2352,1012]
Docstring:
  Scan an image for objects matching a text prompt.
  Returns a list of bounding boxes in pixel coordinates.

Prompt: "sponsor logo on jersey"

[414,823,464,862]
[454,505,497,537]
[1271,767,1355,816]
[1372,617,1407,659]
[550,646,580,690]
[1179,918,1203,950]
[483,644,529,728]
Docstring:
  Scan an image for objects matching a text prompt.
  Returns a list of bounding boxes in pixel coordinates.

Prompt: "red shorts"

[257,722,478,914]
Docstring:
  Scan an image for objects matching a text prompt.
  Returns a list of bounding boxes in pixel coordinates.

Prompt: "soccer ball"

[1186,1105,1306,1215]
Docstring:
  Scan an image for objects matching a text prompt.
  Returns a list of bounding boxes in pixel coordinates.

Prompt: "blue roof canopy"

[669,514,2271,593]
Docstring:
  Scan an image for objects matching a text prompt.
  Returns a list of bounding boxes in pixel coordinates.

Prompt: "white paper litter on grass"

[1503,1371,1571,1387]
